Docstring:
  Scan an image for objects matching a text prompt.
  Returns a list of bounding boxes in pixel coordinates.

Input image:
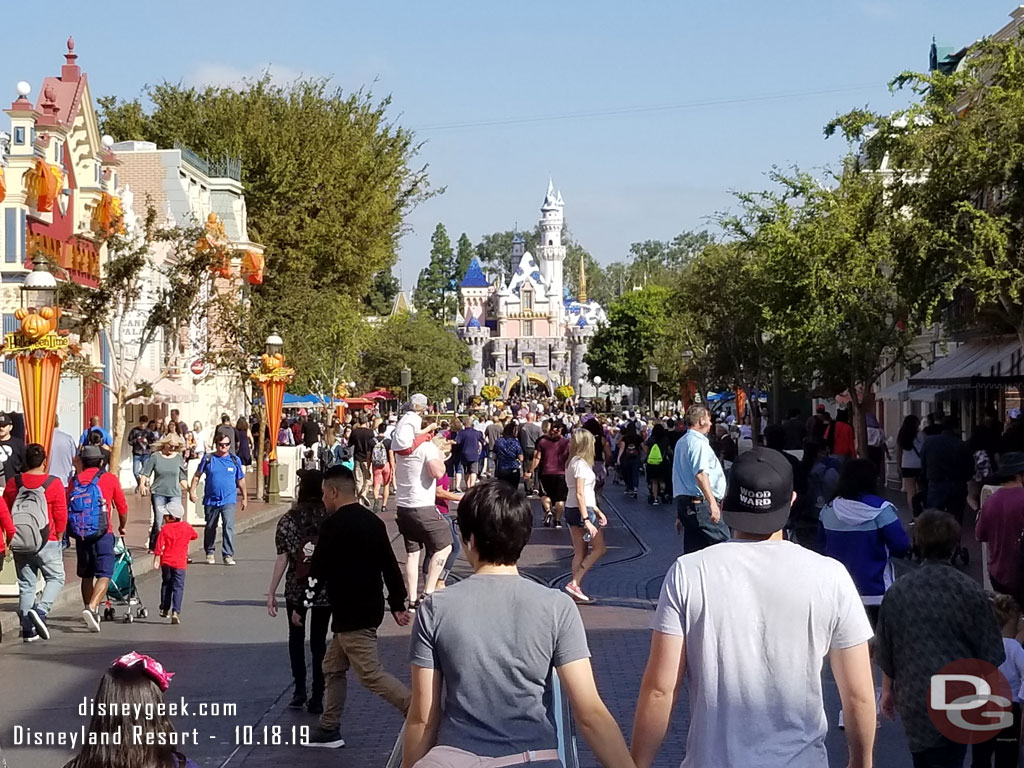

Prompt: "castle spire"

[577,252,587,303]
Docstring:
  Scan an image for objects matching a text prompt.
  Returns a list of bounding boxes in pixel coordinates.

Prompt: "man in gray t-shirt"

[411,575,585,761]
[632,449,876,768]
[404,482,634,767]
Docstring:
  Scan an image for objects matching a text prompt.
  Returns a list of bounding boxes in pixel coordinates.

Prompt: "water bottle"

[583,530,592,543]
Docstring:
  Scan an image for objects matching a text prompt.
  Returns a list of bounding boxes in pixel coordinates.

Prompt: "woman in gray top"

[403,482,634,768]
[140,435,188,551]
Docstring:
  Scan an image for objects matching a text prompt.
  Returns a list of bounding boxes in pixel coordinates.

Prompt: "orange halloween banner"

[16,352,62,460]
[262,378,286,462]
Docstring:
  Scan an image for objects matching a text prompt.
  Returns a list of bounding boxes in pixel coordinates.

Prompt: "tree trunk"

[849,391,870,460]
[110,388,128,480]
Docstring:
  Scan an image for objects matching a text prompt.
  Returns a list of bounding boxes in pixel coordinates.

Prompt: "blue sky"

[3,1,1010,283]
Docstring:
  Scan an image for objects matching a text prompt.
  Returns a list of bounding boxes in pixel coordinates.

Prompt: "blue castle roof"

[460,258,490,288]
[467,315,481,328]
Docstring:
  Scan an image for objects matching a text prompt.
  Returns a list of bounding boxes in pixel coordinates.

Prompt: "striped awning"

[908,338,1024,389]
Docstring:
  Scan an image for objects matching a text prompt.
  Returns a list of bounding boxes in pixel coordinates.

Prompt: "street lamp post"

[252,328,293,505]
[451,376,460,415]
[593,375,602,402]
[647,364,659,413]
[400,367,412,404]
[5,257,68,463]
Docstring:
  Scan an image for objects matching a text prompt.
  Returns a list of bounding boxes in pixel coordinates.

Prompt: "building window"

[523,320,533,337]
[4,209,16,263]
[522,289,533,311]
[13,127,24,145]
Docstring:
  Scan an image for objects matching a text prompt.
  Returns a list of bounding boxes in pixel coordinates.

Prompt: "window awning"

[907,387,949,402]
[876,379,908,400]
[908,338,1024,389]
[126,366,199,404]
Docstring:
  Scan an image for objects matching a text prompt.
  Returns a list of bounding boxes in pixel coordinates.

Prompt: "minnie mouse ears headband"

[112,651,175,692]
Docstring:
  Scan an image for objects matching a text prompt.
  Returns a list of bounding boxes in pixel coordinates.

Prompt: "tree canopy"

[584,285,671,389]
[358,314,471,400]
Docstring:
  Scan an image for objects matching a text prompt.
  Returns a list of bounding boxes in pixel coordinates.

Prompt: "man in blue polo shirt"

[673,405,730,553]
[189,433,247,566]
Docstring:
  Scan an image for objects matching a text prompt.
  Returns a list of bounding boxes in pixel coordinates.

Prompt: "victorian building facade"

[0,38,120,431]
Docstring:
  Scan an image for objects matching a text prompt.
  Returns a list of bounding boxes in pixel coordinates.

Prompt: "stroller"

[102,537,149,623]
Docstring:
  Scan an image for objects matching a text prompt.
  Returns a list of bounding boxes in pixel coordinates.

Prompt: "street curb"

[0,502,290,641]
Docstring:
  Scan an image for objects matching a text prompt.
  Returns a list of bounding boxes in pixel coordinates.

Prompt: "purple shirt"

[436,473,451,516]
[976,486,1024,590]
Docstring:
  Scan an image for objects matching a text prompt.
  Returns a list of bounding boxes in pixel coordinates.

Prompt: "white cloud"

[185,62,310,88]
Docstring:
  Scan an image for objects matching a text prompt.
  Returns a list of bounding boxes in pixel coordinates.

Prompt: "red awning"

[342,397,374,407]
[361,389,396,400]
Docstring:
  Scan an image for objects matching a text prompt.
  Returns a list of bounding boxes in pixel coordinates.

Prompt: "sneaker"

[224,556,237,566]
[652,499,661,506]
[289,690,307,709]
[307,698,323,715]
[171,612,181,625]
[555,522,563,529]
[27,608,49,640]
[564,583,591,603]
[301,728,345,748]
[82,608,101,633]
[205,554,216,565]
[22,627,39,643]
[159,609,169,619]
[543,512,553,527]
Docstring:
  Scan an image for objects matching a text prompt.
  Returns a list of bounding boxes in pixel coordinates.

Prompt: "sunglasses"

[217,442,231,448]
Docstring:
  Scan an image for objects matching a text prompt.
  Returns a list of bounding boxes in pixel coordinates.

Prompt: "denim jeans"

[160,565,186,613]
[441,515,461,579]
[14,540,66,629]
[204,504,236,558]
[132,454,147,481]
[677,497,731,554]
[148,494,177,550]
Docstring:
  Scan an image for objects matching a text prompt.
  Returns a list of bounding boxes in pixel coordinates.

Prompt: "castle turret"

[568,315,595,391]
[535,179,566,326]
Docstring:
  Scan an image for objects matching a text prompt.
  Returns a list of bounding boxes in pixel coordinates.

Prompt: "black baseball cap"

[721,448,794,535]
[0,413,11,426]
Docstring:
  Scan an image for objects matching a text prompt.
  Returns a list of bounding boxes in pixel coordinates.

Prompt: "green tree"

[724,165,926,454]
[827,32,1024,351]
[363,269,400,316]
[99,77,435,297]
[414,223,457,323]
[669,241,777,441]
[358,313,471,401]
[584,285,671,389]
[454,233,474,286]
[629,230,714,282]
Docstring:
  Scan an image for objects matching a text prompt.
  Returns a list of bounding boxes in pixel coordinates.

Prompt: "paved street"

[0,479,940,768]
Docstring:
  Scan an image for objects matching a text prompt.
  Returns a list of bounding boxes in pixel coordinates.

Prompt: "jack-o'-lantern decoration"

[15,306,60,341]
[199,213,231,277]
[24,158,62,213]
[241,251,264,285]
[261,353,282,372]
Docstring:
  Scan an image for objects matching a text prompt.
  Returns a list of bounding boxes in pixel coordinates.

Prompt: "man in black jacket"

[302,464,411,748]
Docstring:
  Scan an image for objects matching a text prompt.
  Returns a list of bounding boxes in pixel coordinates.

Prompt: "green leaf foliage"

[358,313,471,401]
[584,285,671,388]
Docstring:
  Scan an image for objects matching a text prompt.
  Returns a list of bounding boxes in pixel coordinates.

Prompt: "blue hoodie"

[818,494,911,603]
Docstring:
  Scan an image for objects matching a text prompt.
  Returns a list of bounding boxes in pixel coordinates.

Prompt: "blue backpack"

[67,471,109,542]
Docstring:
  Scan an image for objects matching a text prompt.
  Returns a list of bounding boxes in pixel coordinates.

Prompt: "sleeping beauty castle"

[458,181,606,399]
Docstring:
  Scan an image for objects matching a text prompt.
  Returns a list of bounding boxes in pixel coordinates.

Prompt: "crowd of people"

[9,391,1024,768]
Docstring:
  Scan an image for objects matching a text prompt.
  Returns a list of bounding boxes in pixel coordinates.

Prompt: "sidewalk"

[0,490,289,639]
